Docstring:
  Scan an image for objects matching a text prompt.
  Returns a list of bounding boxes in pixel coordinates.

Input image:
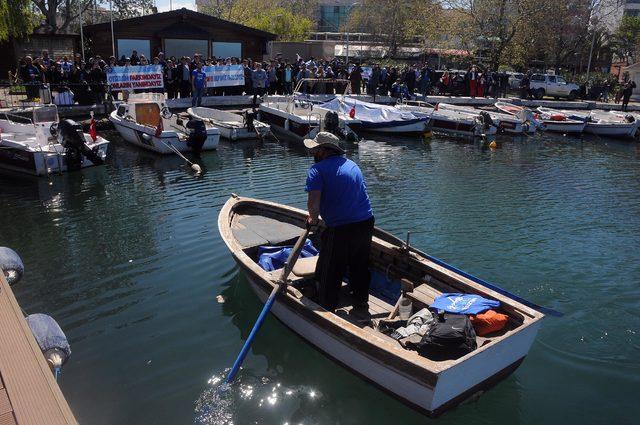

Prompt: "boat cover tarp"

[258,239,319,272]
[319,97,421,123]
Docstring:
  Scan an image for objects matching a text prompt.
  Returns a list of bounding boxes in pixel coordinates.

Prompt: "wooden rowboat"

[218,195,544,416]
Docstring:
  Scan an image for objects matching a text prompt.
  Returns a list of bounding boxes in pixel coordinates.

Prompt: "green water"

[1,132,639,424]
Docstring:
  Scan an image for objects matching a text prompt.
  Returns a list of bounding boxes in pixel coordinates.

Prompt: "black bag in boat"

[414,313,477,360]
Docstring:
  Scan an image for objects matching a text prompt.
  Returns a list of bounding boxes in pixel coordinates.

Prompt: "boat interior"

[229,202,533,361]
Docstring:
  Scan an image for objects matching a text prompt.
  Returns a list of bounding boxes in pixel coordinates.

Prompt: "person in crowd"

[520,72,531,99]
[165,59,178,99]
[303,132,374,312]
[177,57,192,98]
[88,60,105,104]
[350,64,363,95]
[283,63,293,94]
[404,65,417,95]
[296,63,311,93]
[467,65,479,97]
[325,65,335,95]
[191,61,207,107]
[368,65,380,96]
[251,62,268,106]
[391,78,410,99]
[622,80,636,111]
[130,50,140,65]
[315,67,326,94]
[243,59,253,96]
[19,56,42,100]
[41,50,52,68]
[477,72,486,97]
[267,62,278,95]
[140,55,149,66]
[418,67,431,98]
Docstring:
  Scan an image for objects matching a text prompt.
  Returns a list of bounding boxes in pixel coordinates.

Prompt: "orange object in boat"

[470,310,509,336]
[550,114,566,121]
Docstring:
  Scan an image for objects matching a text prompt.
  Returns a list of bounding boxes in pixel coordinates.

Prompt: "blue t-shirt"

[192,69,207,89]
[430,293,500,315]
[305,155,373,227]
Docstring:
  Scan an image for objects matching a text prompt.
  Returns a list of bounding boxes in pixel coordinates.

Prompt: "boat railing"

[0,111,33,125]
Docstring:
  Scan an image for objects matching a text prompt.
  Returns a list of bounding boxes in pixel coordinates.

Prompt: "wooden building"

[1,34,80,79]
[83,8,276,61]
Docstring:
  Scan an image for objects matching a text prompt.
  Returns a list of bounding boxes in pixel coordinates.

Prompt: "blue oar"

[225,228,311,383]
[412,248,563,317]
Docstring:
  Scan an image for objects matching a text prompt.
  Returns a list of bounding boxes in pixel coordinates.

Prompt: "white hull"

[187,107,270,141]
[584,122,637,138]
[542,120,586,133]
[246,275,540,413]
[351,120,428,134]
[109,112,219,154]
[438,103,529,135]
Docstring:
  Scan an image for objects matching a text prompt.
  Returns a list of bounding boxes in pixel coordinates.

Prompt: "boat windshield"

[32,105,59,124]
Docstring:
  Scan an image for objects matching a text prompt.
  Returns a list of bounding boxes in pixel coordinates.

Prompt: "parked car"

[508,72,524,90]
[529,74,581,100]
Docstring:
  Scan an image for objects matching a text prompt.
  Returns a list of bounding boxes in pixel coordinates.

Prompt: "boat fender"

[185,118,208,152]
[625,114,635,123]
[58,119,104,169]
[0,247,24,285]
[25,313,71,376]
[161,106,173,119]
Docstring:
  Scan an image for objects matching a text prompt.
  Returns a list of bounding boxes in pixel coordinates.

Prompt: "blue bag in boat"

[430,293,500,315]
[258,239,319,272]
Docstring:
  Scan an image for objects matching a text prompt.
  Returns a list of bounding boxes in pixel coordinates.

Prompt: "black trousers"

[315,216,375,311]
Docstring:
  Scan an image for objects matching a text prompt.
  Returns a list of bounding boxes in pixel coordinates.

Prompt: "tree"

[200,0,315,40]
[31,0,152,34]
[0,0,35,41]
[244,8,313,41]
[612,14,640,64]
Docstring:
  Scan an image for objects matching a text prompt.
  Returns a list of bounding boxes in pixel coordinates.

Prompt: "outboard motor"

[324,111,349,140]
[478,111,494,131]
[58,119,104,170]
[0,247,24,286]
[26,314,71,379]
[185,119,208,152]
[244,110,257,132]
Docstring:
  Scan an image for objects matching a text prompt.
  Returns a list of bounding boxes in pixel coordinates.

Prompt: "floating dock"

[0,274,77,425]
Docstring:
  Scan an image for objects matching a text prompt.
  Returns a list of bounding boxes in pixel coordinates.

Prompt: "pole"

[346,30,350,66]
[79,5,85,62]
[109,0,115,58]
[170,0,173,10]
[586,26,596,83]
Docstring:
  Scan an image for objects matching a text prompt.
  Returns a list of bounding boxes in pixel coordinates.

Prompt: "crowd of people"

[13,50,636,109]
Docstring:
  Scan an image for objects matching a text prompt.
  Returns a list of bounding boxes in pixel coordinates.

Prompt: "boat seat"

[292,256,318,278]
[232,214,304,248]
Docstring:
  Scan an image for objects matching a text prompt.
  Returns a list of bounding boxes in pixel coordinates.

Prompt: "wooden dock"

[0,274,77,425]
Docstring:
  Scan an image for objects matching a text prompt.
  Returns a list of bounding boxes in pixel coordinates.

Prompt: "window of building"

[164,39,208,60]
[212,42,242,59]
[319,5,350,31]
[117,39,150,60]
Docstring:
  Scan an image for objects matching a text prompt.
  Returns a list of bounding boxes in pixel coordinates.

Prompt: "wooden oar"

[225,228,311,383]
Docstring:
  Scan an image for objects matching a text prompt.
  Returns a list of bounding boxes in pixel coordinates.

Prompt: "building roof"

[83,8,276,39]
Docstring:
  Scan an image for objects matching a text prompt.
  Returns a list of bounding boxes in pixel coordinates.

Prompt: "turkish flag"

[89,117,97,141]
[349,106,356,118]
[154,115,163,137]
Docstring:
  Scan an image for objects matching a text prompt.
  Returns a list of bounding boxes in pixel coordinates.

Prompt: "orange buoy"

[489,141,497,149]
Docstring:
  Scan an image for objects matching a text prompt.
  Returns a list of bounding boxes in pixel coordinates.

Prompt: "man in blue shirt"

[191,62,207,107]
[304,132,374,312]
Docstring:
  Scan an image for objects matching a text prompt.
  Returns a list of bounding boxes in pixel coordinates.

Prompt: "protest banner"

[107,65,164,90]
[204,65,245,87]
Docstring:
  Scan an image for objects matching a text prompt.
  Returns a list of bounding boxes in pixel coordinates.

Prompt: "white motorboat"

[0,105,109,176]
[496,102,585,134]
[437,103,534,135]
[109,93,220,154]
[538,107,637,139]
[397,101,497,138]
[187,107,270,141]
[259,80,360,144]
[317,97,430,135]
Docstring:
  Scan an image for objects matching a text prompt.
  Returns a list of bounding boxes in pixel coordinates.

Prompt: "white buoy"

[191,163,202,174]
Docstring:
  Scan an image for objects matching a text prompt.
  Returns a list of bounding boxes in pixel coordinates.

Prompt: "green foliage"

[0,0,36,41]
[612,14,640,63]
[244,7,313,41]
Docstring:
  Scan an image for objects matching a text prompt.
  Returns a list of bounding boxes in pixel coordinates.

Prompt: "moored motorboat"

[316,97,430,135]
[218,195,545,416]
[0,105,109,176]
[438,103,534,135]
[109,93,220,154]
[187,107,270,141]
[397,101,497,138]
[496,102,585,134]
[538,107,637,139]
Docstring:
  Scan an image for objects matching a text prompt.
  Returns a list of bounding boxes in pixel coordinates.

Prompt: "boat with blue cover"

[218,195,545,416]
